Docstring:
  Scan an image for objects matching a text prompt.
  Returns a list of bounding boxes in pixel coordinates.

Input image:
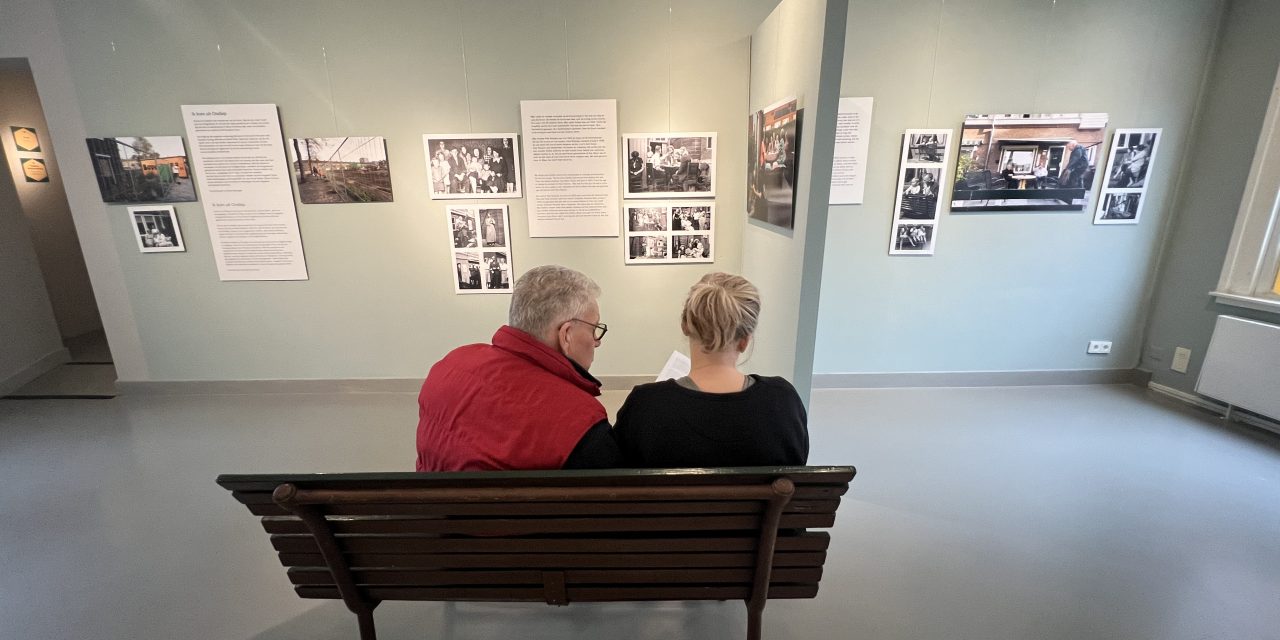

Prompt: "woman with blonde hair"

[614,272,808,467]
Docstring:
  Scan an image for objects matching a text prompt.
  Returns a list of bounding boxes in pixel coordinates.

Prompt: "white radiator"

[1196,315,1280,422]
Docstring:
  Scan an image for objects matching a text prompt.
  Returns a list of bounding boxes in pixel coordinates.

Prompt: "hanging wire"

[321,46,339,134]
[1030,0,1055,112]
[457,0,474,132]
[667,2,673,130]
[924,0,946,124]
[563,0,571,99]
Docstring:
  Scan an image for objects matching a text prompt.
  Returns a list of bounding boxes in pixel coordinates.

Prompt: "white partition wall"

[741,0,848,401]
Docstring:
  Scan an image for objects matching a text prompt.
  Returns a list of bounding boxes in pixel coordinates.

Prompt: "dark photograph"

[628,235,668,261]
[129,205,185,253]
[1099,192,1142,221]
[482,251,512,290]
[85,136,196,203]
[1105,131,1159,189]
[672,234,711,260]
[424,133,521,199]
[478,208,507,247]
[628,206,667,232]
[672,206,711,231]
[746,97,802,229]
[897,167,941,220]
[454,251,482,290]
[451,208,478,248]
[290,136,392,203]
[623,133,716,198]
[906,133,947,163]
[892,223,935,254]
[951,113,1109,212]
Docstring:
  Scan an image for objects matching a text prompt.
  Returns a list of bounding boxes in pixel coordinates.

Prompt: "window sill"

[1210,291,1280,314]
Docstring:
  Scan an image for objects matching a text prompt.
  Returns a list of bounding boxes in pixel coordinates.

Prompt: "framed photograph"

[891,223,935,255]
[1094,128,1162,225]
[10,126,40,153]
[423,133,521,200]
[129,205,185,253]
[951,113,1109,212]
[622,132,716,198]
[623,201,714,264]
[888,128,951,255]
[447,204,513,294]
[85,136,197,203]
[289,136,392,203]
[746,97,803,229]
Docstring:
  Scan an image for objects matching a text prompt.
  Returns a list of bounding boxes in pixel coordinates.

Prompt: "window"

[1214,64,1280,314]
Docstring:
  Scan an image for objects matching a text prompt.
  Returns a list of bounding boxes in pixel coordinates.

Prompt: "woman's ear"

[737,335,750,353]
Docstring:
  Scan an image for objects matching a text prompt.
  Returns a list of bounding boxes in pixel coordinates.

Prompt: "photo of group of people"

[951,113,1109,212]
[622,133,716,198]
[746,97,802,229]
[423,134,521,200]
[1094,128,1162,225]
[448,205,513,293]
[129,205,186,253]
[624,203,714,264]
[289,136,392,204]
[890,129,951,256]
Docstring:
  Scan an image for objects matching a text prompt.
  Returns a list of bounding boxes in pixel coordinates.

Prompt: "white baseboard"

[115,374,648,395]
[1147,381,1280,436]
[0,348,71,396]
[813,368,1150,389]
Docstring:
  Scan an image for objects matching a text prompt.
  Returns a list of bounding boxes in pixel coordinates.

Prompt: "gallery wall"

[1141,0,1280,395]
[741,0,847,397]
[0,58,102,341]
[814,0,1225,377]
[4,0,784,383]
[0,142,65,394]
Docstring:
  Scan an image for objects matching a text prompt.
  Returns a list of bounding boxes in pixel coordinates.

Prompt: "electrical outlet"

[1171,347,1192,373]
[1087,340,1112,355]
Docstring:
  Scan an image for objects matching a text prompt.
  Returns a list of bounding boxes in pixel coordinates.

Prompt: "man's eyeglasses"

[568,318,608,341]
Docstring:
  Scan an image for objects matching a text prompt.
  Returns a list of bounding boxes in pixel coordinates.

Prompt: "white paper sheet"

[181,104,308,281]
[519,99,619,237]
[829,97,874,204]
[656,351,691,382]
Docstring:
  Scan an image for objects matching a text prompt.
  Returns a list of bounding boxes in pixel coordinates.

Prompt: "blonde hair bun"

[681,272,760,353]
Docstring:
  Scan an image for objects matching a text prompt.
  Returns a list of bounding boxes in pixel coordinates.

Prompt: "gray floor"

[5,330,116,398]
[1,384,1277,640]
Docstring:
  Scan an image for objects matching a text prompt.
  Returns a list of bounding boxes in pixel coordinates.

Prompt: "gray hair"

[509,265,601,340]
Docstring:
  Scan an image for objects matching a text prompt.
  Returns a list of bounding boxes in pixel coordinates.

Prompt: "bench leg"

[357,609,377,640]
[746,602,764,640]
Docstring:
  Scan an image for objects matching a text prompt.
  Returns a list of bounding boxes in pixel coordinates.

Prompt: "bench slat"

[269,532,832,554]
[242,498,840,517]
[294,584,821,602]
[277,550,827,570]
[286,567,822,586]
[260,513,835,536]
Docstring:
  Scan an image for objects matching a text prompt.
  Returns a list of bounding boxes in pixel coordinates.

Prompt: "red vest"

[416,326,607,471]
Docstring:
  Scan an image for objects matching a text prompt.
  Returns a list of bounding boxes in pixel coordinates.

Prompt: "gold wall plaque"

[11,126,41,153]
[22,157,49,182]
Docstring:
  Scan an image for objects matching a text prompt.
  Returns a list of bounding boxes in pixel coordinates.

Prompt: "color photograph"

[951,113,1108,212]
[85,136,196,203]
[623,133,716,198]
[746,97,802,228]
[424,133,521,199]
[289,136,392,203]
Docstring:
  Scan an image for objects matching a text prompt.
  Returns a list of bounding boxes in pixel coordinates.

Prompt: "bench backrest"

[217,466,854,606]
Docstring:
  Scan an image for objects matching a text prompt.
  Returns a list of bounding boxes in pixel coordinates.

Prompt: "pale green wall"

[743,0,846,397]
[815,0,1224,374]
[1142,0,1280,394]
[36,0,780,381]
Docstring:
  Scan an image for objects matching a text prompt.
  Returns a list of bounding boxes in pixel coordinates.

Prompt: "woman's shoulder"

[748,375,802,398]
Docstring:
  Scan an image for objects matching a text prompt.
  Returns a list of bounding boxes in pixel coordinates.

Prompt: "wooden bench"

[217,466,854,640]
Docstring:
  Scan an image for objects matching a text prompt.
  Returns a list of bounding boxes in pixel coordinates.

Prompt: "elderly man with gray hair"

[416,265,621,471]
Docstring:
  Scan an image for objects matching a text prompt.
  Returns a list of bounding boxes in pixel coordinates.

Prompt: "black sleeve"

[563,419,623,469]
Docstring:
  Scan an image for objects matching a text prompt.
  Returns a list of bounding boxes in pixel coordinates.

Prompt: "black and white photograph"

[897,167,942,220]
[628,206,667,232]
[423,133,521,199]
[454,251,482,290]
[624,202,715,264]
[1105,130,1161,189]
[891,223,935,254]
[289,136,392,203]
[1098,192,1143,221]
[446,204,514,294]
[747,97,802,229]
[628,235,668,261]
[85,136,196,203]
[129,205,185,253]
[482,251,512,290]
[907,133,948,162]
[951,113,1109,212]
[623,133,716,198]
[1093,128,1162,225]
[672,234,711,260]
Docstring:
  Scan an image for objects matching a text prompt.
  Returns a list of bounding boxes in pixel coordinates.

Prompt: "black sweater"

[613,375,809,468]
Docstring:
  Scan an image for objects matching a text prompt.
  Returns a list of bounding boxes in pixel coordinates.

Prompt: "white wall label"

[519,99,619,237]
[829,97,874,204]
